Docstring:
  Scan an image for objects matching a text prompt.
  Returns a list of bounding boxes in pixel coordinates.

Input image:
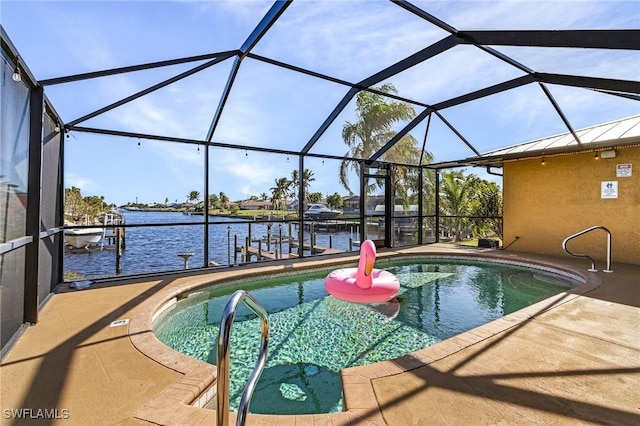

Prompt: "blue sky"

[3,0,639,206]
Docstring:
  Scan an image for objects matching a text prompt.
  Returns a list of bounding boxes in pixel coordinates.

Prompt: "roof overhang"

[429,114,640,170]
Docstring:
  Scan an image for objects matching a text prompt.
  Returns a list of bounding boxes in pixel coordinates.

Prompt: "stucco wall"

[503,146,640,265]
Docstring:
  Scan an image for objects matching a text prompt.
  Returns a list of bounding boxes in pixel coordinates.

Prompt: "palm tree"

[270,177,290,211]
[289,169,299,201]
[469,180,503,240]
[259,192,268,201]
[219,192,229,211]
[289,169,315,206]
[439,171,480,241]
[187,190,200,204]
[339,84,424,196]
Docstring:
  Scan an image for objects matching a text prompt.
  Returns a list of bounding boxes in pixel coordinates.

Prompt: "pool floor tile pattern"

[1,244,638,425]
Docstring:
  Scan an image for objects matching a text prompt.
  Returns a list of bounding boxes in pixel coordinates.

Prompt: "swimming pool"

[153,257,581,415]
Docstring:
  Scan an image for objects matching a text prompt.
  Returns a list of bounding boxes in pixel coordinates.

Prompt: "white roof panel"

[484,114,640,157]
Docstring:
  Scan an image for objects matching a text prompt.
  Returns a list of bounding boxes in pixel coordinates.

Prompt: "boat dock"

[289,240,346,254]
[301,219,360,232]
[237,233,349,262]
[239,245,298,261]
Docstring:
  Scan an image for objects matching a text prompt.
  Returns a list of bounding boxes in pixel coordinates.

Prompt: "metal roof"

[433,114,640,169]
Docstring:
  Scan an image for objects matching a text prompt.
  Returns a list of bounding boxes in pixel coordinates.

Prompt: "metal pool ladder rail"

[217,290,269,426]
[562,225,613,273]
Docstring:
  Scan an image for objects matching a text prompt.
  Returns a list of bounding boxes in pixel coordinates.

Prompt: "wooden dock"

[289,241,345,255]
[238,237,345,261]
[240,245,298,261]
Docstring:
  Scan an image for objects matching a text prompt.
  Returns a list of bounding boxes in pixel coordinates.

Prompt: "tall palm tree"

[289,169,299,201]
[187,190,200,204]
[270,177,290,211]
[219,192,229,211]
[439,171,480,241]
[339,84,424,196]
[289,169,315,206]
[469,180,503,240]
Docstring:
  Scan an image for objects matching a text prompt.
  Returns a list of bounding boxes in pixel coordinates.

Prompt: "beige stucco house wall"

[503,145,640,265]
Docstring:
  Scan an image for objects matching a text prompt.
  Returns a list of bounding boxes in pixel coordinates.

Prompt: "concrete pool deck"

[1,244,638,425]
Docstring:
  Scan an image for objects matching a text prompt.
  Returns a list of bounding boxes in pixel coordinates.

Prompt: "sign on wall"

[616,163,632,177]
[601,181,618,199]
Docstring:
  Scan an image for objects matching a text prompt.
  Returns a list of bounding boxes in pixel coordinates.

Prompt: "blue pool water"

[153,258,580,415]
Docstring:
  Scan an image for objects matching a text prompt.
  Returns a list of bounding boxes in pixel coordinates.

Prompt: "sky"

[2,0,639,206]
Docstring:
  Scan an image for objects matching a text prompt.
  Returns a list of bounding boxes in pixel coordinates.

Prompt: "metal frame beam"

[38,51,238,86]
[300,87,359,154]
[535,73,640,95]
[206,56,241,142]
[66,55,233,127]
[588,89,640,102]
[24,85,44,324]
[431,74,535,111]
[418,112,432,166]
[392,1,458,34]
[458,30,640,50]
[206,0,292,142]
[68,125,421,168]
[537,82,583,146]
[247,53,432,109]
[368,107,432,163]
[301,34,460,154]
[433,111,482,157]
[359,34,460,88]
[239,0,292,56]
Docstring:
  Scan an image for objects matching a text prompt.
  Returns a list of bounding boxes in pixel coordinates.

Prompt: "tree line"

[64,186,116,222]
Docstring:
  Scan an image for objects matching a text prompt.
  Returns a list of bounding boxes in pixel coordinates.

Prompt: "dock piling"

[115,228,122,275]
[233,234,238,265]
[227,225,231,266]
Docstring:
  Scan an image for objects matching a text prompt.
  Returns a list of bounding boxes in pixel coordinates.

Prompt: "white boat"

[303,204,341,220]
[64,227,104,248]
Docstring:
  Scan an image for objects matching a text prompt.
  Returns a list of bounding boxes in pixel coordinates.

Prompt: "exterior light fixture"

[12,64,22,82]
[594,151,599,160]
[600,150,617,159]
[54,124,61,132]
[541,156,546,165]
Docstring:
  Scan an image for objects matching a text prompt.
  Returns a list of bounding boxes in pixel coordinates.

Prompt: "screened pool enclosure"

[1,1,638,353]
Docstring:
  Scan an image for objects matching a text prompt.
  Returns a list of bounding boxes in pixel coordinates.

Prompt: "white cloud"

[64,172,94,192]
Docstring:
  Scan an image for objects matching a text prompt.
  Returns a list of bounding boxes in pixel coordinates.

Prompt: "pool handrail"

[217,290,269,426]
[562,225,613,273]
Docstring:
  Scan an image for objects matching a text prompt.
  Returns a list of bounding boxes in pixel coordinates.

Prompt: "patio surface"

[1,244,638,425]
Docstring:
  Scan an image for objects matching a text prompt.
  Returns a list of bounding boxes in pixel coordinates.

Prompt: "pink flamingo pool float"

[324,239,400,303]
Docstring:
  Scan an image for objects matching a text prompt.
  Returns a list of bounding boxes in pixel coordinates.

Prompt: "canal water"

[63,211,361,280]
